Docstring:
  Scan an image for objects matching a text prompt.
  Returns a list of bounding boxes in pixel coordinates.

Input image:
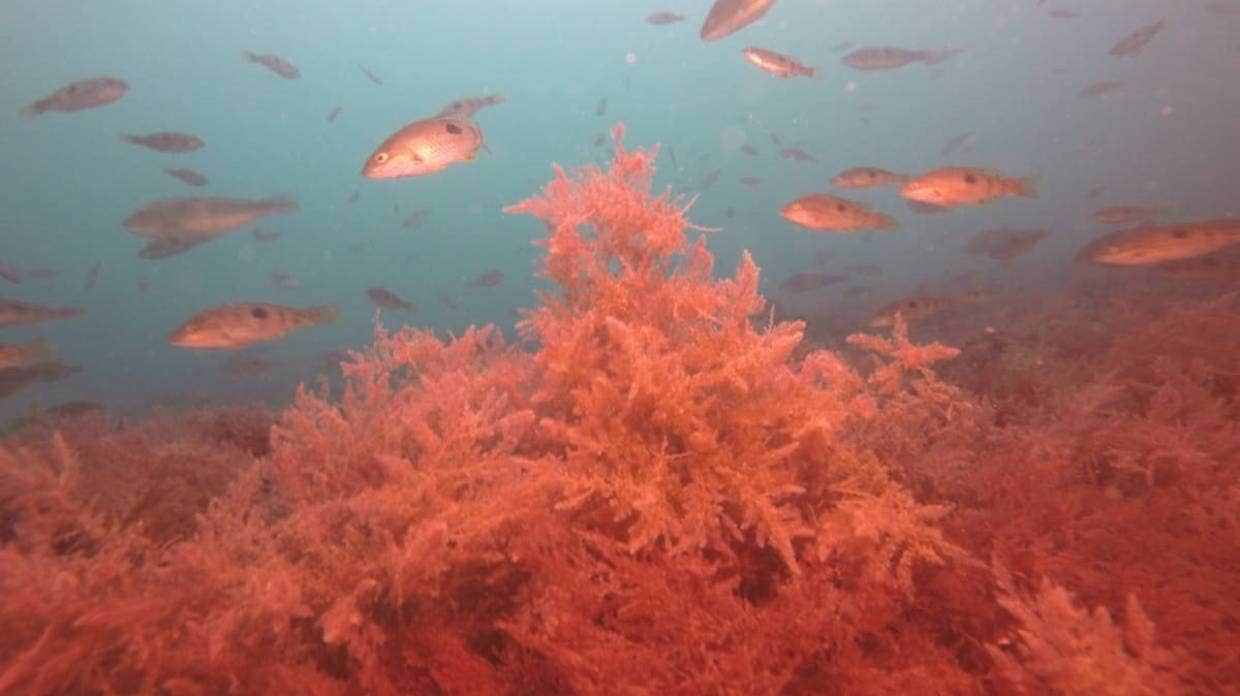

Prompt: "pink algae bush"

[0,127,1211,694]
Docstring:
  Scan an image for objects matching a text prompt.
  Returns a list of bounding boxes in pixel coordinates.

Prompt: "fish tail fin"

[1017,176,1040,199]
[242,50,257,63]
[307,305,342,325]
[21,339,55,365]
[264,195,299,213]
[879,215,900,231]
[119,133,135,144]
[807,67,823,81]
[18,101,42,119]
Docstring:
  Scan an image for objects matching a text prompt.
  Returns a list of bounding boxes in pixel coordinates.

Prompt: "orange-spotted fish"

[362,95,504,179]
[780,194,897,233]
[0,299,84,327]
[830,166,908,189]
[19,76,128,118]
[169,302,340,349]
[1075,219,1240,266]
[700,0,777,42]
[900,167,1037,207]
[741,47,815,78]
[0,340,55,371]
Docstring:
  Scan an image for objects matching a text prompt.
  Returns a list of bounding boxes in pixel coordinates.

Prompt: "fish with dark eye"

[841,46,962,71]
[741,47,816,78]
[1109,18,1166,57]
[645,11,685,25]
[780,194,897,233]
[700,0,778,41]
[0,299,84,327]
[19,76,128,118]
[164,167,208,187]
[169,302,339,349]
[243,51,300,79]
[366,287,414,311]
[467,270,505,288]
[1075,219,1240,266]
[362,95,504,179]
[830,167,908,189]
[121,132,204,153]
[900,167,1037,207]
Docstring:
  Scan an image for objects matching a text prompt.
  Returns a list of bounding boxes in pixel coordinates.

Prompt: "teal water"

[1,0,1237,422]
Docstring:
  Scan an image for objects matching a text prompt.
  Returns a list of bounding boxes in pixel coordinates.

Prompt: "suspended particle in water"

[625,52,637,65]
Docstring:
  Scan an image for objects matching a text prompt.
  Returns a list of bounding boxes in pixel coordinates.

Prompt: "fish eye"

[835,204,845,212]
[251,307,269,319]
[445,122,463,134]
[373,152,389,164]
[907,301,919,308]
[867,170,876,177]
[963,174,977,184]
[1172,229,1188,239]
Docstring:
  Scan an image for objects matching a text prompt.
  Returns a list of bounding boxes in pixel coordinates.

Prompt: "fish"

[1157,245,1240,281]
[595,97,608,116]
[0,340,55,371]
[741,47,816,78]
[121,132,204,153]
[780,148,817,162]
[900,167,1038,207]
[780,194,897,233]
[1110,18,1166,57]
[164,167,209,187]
[699,168,722,190]
[359,65,383,85]
[327,106,342,123]
[870,291,988,327]
[243,51,300,79]
[252,227,280,241]
[1075,219,1240,266]
[1092,206,1164,225]
[401,208,433,231]
[830,167,908,189]
[468,269,505,288]
[841,47,962,71]
[19,77,128,118]
[740,144,759,156]
[700,0,777,42]
[366,287,414,311]
[778,272,847,293]
[0,299,84,327]
[963,228,1050,260]
[646,11,686,25]
[592,133,606,147]
[739,176,762,188]
[83,261,101,290]
[271,272,300,289]
[1078,80,1125,98]
[123,196,297,251]
[0,260,21,284]
[362,95,504,179]
[0,361,81,400]
[169,302,340,349]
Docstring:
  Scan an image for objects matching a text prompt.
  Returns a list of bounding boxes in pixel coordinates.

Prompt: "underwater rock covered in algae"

[0,127,1207,694]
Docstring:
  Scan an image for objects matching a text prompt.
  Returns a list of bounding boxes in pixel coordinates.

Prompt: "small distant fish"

[725,206,736,219]
[699,168,722,190]
[438,292,461,309]
[169,302,340,349]
[164,167,209,187]
[780,194,897,233]
[1092,205,1164,225]
[468,269,505,288]
[781,148,817,162]
[362,94,504,179]
[243,51,300,79]
[0,299,84,327]
[366,287,414,311]
[1078,80,1124,98]
[740,144,759,156]
[359,64,383,85]
[595,97,608,116]
[870,291,988,327]
[741,47,816,79]
[940,132,976,157]
[646,11,686,25]
[0,361,81,400]
[1157,245,1240,281]
[736,177,761,189]
[841,46,961,71]
[124,196,297,259]
[592,133,607,147]
[963,227,1050,260]
[831,42,854,53]
[700,0,778,42]
[778,272,847,293]
[830,167,908,189]
[83,261,101,290]
[900,167,1038,207]
[1076,219,1240,266]
[271,272,300,289]
[0,260,21,284]
[0,339,55,371]
[1109,18,1166,57]
[19,76,127,118]
[252,227,280,241]
[121,132,204,153]
[327,106,342,123]
[402,208,432,230]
